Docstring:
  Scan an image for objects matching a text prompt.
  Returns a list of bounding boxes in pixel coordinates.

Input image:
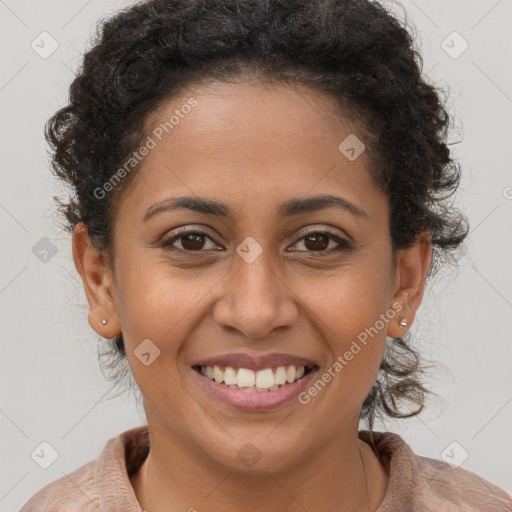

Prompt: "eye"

[160,227,352,256]
[289,230,352,255]
[160,228,221,253]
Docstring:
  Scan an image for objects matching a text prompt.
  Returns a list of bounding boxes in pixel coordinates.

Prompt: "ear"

[387,231,432,338]
[72,222,121,338]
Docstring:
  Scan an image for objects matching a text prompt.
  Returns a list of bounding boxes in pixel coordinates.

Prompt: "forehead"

[118,80,385,221]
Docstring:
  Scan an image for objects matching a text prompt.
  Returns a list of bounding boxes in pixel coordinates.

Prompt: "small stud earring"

[400,318,408,327]
[101,318,108,325]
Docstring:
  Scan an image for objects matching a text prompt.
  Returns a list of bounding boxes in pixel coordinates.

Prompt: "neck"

[131,420,388,512]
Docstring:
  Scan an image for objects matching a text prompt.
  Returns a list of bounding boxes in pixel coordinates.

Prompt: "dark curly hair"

[46,0,468,431]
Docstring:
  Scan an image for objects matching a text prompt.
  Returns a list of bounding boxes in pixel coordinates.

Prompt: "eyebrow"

[142,194,368,222]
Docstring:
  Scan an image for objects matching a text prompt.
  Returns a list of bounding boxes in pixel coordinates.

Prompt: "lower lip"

[192,367,319,410]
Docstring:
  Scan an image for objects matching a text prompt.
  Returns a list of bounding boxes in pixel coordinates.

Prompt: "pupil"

[304,234,328,251]
[182,233,205,250]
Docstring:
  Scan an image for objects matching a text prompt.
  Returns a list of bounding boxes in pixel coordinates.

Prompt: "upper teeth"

[199,365,307,390]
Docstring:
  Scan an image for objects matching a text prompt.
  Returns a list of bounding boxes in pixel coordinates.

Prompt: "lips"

[192,360,320,409]
[192,352,319,371]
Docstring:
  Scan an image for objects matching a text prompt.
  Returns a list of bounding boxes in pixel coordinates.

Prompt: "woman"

[21,0,511,511]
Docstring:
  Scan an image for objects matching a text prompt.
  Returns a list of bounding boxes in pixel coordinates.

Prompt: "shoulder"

[412,453,512,511]
[359,430,512,512]
[19,426,148,512]
[19,458,99,512]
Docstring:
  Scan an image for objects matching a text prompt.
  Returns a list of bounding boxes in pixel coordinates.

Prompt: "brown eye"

[303,233,329,251]
[161,229,220,253]
[291,230,352,255]
[180,233,207,251]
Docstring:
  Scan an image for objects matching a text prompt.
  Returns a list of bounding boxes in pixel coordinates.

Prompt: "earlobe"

[72,222,121,338]
[388,232,432,337]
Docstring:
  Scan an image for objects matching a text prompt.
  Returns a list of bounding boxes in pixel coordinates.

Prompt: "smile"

[193,364,316,392]
[192,363,320,410]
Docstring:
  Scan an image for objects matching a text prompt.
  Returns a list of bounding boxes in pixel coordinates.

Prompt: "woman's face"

[75,80,430,473]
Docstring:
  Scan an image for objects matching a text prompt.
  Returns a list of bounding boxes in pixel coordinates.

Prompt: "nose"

[212,249,299,339]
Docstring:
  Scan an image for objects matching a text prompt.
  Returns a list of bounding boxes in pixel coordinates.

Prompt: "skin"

[73,80,432,512]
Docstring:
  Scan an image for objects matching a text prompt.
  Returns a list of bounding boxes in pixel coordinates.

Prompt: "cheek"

[308,281,387,382]
[297,288,388,429]
[115,252,215,338]
[296,250,393,341]
[116,268,208,410]
[293,255,391,402]
[114,258,225,390]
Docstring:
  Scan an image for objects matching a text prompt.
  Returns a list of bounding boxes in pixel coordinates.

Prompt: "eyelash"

[160,227,352,256]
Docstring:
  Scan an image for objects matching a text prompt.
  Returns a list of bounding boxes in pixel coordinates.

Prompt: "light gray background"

[1,0,511,510]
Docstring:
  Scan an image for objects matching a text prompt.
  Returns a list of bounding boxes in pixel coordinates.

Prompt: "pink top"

[20,425,511,512]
